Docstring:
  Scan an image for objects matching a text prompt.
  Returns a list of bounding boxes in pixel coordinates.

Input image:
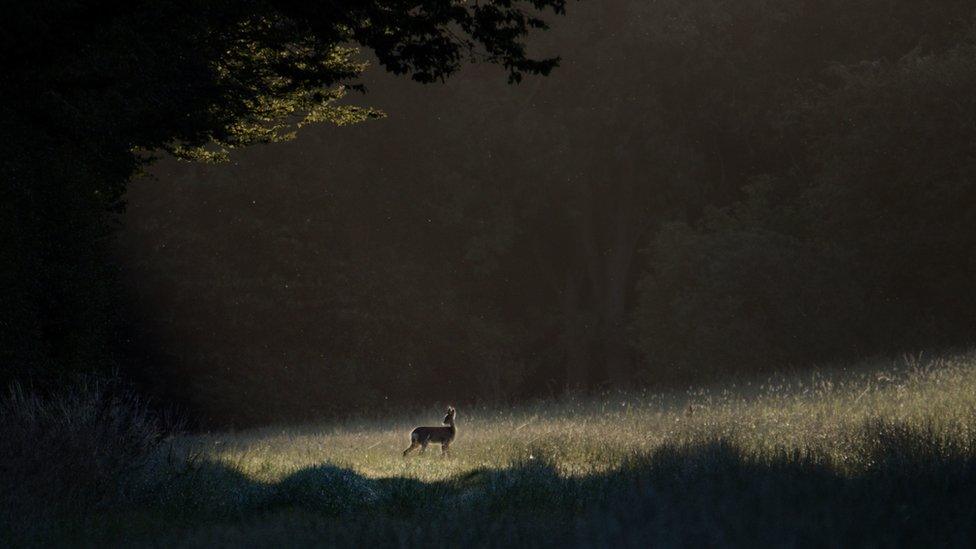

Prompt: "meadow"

[4,352,976,547]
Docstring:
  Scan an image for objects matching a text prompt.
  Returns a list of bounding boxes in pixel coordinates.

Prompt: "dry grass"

[176,352,976,483]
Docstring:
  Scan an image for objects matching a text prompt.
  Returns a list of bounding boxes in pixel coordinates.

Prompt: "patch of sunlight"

[165,351,976,484]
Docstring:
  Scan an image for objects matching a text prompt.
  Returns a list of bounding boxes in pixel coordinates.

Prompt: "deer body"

[403,407,456,456]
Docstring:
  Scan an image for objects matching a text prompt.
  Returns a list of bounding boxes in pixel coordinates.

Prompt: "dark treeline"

[6,1,976,426]
[121,1,976,425]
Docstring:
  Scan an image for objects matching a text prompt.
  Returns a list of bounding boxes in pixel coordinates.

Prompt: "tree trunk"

[598,181,641,386]
[562,270,590,393]
[601,264,632,387]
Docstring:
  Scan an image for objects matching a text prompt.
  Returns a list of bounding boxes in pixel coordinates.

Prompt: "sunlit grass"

[173,351,976,484]
[7,352,976,546]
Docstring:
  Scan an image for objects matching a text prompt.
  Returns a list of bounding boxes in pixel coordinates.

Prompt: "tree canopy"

[1,0,567,383]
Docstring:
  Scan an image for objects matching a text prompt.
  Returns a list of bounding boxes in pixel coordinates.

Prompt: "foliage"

[115,0,976,419]
[0,0,566,387]
[7,0,976,422]
[635,23,976,376]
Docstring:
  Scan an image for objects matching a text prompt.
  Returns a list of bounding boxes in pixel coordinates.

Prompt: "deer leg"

[402,442,419,457]
[441,442,450,456]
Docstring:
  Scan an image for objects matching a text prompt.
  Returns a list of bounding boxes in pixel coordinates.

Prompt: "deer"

[402,406,456,457]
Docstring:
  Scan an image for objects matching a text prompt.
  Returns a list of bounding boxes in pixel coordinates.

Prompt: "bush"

[0,378,167,530]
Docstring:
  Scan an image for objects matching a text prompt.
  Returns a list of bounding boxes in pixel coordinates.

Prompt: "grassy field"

[5,352,976,547]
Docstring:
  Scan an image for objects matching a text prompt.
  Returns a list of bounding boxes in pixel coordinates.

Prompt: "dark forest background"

[5,1,976,426]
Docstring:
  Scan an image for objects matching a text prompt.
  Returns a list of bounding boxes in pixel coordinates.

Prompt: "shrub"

[0,378,166,528]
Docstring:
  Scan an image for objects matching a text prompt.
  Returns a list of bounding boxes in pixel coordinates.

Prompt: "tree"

[633,1,976,378]
[0,0,567,384]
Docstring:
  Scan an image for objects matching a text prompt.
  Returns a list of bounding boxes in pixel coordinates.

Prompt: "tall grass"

[4,353,976,546]
[0,378,165,542]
